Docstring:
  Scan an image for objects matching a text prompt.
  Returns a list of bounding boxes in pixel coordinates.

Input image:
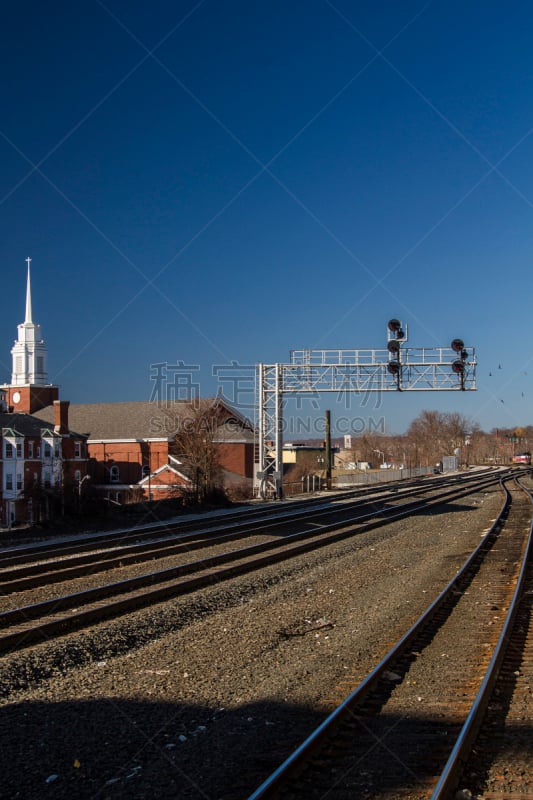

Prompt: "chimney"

[54,400,70,434]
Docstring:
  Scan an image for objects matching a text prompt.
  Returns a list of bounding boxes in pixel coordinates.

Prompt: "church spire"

[2,257,59,414]
[25,256,33,324]
[10,257,48,386]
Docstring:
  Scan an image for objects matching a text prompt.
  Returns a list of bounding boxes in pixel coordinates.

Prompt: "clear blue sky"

[1,1,532,435]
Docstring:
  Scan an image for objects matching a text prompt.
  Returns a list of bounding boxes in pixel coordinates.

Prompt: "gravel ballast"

[0,488,507,799]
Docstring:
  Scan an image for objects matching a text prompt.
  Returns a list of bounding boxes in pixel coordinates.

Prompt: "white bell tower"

[2,257,58,413]
[11,257,49,386]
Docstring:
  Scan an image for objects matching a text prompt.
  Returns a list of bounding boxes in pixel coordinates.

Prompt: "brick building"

[0,261,89,526]
[0,394,89,527]
[33,399,255,503]
[0,262,89,526]
[2,259,255,516]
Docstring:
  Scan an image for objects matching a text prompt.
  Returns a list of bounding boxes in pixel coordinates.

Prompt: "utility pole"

[325,410,332,490]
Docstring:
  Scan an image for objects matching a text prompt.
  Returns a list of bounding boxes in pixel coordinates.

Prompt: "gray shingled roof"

[1,412,87,439]
[32,400,255,442]
[1,412,56,437]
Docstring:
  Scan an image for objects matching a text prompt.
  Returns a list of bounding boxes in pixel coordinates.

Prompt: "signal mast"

[255,319,476,499]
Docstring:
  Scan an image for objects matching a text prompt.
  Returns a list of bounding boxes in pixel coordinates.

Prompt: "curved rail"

[431,478,533,799]
[247,477,531,799]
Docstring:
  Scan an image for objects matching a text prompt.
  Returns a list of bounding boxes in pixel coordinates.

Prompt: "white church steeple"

[24,256,33,324]
[11,257,49,386]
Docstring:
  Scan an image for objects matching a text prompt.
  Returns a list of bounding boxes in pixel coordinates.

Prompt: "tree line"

[339,410,531,469]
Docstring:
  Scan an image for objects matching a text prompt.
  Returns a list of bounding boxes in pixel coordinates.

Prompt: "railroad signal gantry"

[255,319,477,499]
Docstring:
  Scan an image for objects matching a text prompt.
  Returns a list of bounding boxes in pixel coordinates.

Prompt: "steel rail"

[430,479,533,799]
[0,480,426,566]
[0,468,500,594]
[0,479,435,575]
[0,468,506,567]
[0,473,502,592]
[246,479,513,800]
[0,475,501,654]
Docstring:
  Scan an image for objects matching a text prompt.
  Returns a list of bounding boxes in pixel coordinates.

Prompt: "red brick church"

[1,260,255,525]
[33,398,255,504]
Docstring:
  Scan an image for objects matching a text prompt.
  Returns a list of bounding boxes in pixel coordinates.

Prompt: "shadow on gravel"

[413,500,479,516]
[0,696,320,800]
[1,697,532,799]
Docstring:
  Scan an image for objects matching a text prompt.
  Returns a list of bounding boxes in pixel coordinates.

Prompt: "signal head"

[388,319,405,339]
[451,338,465,353]
[387,340,400,354]
[452,359,465,374]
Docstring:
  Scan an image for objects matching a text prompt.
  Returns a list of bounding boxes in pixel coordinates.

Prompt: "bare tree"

[406,410,477,466]
[169,399,224,503]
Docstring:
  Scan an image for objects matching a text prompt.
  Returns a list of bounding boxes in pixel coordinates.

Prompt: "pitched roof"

[32,400,255,442]
[1,412,86,439]
[1,412,55,437]
[139,463,192,486]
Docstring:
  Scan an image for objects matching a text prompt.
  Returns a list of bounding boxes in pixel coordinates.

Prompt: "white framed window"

[16,473,22,491]
[5,473,13,491]
[43,442,52,458]
[75,441,81,458]
[16,442,22,458]
[110,465,120,483]
[5,442,13,459]
[28,441,34,458]
[74,470,81,483]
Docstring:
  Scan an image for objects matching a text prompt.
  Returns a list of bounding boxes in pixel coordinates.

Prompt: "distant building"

[1,400,89,526]
[33,399,255,504]
[0,261,89,527]
[280,443,327,466]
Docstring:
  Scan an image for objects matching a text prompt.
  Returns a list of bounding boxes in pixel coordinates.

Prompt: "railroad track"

[247,477,533,800]
[0,468,502,570]
[0,470,508,595]
[0,472,506,655]
[435,478,533,800]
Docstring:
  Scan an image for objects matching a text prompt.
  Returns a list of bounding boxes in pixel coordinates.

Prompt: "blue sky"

[1,1,532,435]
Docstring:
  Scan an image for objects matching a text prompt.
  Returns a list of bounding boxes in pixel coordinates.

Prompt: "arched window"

[110,465,120,483]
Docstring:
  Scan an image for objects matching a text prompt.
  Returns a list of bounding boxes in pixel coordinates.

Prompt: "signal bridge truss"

[255,321,477,499]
